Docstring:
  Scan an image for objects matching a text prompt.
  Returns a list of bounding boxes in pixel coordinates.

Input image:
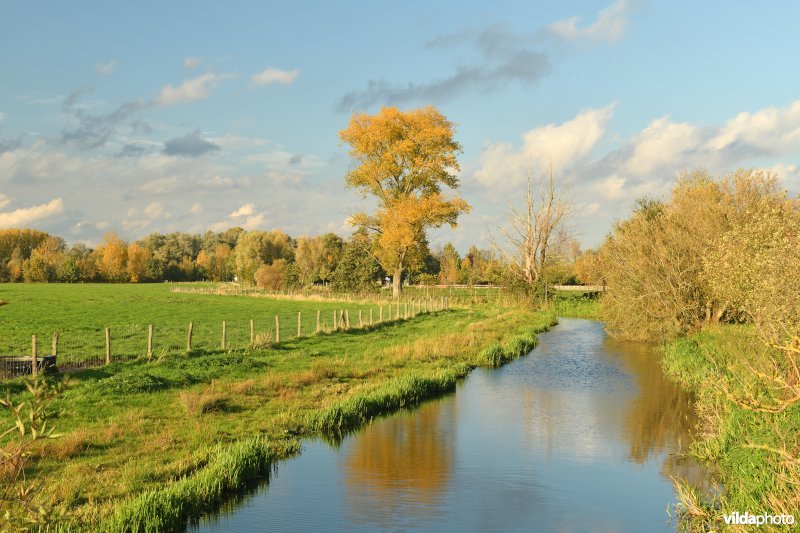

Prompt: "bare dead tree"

[491,164,574,290]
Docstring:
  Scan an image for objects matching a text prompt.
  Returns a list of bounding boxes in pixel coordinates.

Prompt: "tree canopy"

[339,105,471,298]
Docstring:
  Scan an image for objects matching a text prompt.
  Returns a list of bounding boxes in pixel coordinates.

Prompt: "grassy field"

[0,284,445,364]
[662,326,800,529]
[0,283,554,530]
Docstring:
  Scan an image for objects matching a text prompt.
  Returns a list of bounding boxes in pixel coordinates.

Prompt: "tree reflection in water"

[341,398,457,526]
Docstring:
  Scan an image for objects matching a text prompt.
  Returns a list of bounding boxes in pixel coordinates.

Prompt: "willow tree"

[339,106,471,298]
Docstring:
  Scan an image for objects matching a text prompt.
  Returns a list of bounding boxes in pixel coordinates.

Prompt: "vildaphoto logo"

[723,511,795,527]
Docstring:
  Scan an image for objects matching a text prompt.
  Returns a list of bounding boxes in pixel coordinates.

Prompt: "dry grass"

[179,389,230,415]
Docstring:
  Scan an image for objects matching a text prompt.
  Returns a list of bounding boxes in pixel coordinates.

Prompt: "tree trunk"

[392,266,402,300]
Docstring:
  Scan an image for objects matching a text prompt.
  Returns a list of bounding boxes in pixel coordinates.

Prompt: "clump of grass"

[669,477,720,532]
[100,436,300,532]
[96,372,170,394]
[305,367,469,435]
[251,331,274,349]
[179,389,230,415]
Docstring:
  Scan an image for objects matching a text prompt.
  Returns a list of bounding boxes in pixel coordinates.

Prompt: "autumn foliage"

[340,106,471,298]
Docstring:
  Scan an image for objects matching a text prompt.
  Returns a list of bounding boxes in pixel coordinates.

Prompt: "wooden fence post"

[379,306,383,323]
[345,310,350,329]
[147,324,154,358]
[105,327,111,365]
[187,322,193,353]
[31,335,37,377]
[333,310,337,330]
[359,309,363,328]
[316,310,321,334]
[275,315,281,343]
[441,296,444,310]
[221,321,227,350]
[396,301,400,320]
[250,320,255,345]
[297,312,302,337]
[51,332,59,357]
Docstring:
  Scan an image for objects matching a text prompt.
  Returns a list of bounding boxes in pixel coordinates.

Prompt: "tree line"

[0,226,549,290]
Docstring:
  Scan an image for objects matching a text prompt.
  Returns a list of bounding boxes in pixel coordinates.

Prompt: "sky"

[2,0,800,252]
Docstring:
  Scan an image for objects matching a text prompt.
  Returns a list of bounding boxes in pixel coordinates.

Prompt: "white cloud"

[549,0,631,43]
[250,68,299,87]
[0,111,5,123]
[154,72,234,106]
[144,201,166,219]
[241,213,265,230]
[229,203,255,218]
[474,105,613,188]
[707,100,800,154]
[0,194,9,209]
[184,57,204,71]
[188,202,204,215]
[95,60,116,76]
[623,117,700,175]
[590,175,627,199]
[0,198,64,228]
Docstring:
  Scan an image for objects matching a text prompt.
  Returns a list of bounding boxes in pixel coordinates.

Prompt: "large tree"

[339,105,470,298]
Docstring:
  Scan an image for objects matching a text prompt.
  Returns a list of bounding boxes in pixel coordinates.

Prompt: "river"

[191,318,712,532]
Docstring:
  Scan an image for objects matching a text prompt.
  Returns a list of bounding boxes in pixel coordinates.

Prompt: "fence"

[0,296,451,380]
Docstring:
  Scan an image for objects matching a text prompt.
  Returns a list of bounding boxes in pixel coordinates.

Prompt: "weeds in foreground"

[1,375,70,531]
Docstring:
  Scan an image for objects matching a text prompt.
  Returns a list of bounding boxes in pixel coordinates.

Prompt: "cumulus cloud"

[0,198,64,228]
[163,129,220,157]
[251,68,299,87]
[549,0,632,43]
[154,72,234,106]
[475,105,614,188]
[623,117,701,175]
[229,204,255,218]
[222,203,264,230]
[707,101,800,155]
[95,60,116,76]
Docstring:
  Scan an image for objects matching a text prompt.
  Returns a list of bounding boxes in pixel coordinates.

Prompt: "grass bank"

[549,293,601,320]
[662,326,800,529]
[0,286,554,530]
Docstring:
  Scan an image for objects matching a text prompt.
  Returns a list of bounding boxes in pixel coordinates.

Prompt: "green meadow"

[0,283,435,363]
[0,283,554,530]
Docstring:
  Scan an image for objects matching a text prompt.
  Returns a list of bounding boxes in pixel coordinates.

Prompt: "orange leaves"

[340,106,470,293]
[339,106,462,201]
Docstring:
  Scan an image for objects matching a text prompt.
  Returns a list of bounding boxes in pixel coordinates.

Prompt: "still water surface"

[193,318,711,532]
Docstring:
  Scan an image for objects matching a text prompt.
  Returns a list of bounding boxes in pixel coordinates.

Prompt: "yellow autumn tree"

[127,243,151,283]
[339,106,470,298]
[97,232,128,282]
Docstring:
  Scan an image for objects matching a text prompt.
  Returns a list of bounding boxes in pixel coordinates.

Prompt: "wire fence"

[0,297,452,380]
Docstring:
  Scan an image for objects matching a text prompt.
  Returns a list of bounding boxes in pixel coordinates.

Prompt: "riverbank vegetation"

[594,168,800,528]
[0,283,554,530]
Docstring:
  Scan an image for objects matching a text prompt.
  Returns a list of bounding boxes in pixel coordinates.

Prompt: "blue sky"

[2,0,800,251]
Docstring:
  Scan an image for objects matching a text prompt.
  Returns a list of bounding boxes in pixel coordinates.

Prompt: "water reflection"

[193,318,713,532]
[342,400,456,527]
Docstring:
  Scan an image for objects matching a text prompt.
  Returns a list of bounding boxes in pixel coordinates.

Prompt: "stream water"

[191,318,712,532]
